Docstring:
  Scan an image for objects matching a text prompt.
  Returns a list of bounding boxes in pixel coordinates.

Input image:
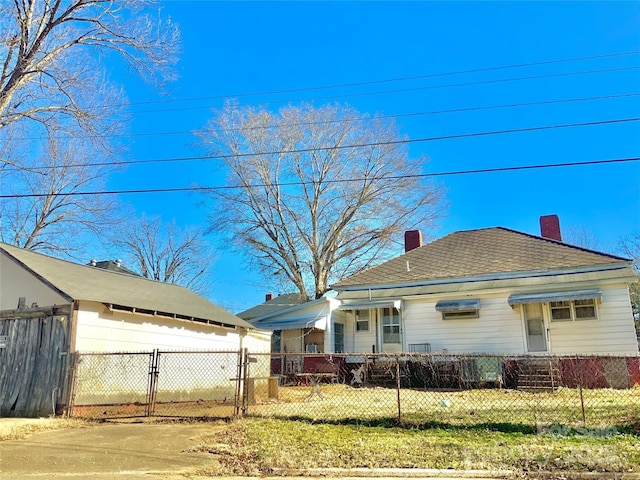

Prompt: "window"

[442,310,479,320]
[334,323,344,353]
[355,310,369,332]
[574,299,597,319]
[382,307,400,344]
[436,299,480,320]
[550,299,597,322]
[271,330,281,353]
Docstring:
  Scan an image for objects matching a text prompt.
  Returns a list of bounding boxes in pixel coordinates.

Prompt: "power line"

[127,65,640,115]
[11,92,640,141]
[10,116,640,171]
[122,50,640,107]
[2,157,638,199]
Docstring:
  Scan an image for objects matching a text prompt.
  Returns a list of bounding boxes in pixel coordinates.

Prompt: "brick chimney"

[404,230,423,253]
[265,293,273,302]
[540,214,562,242]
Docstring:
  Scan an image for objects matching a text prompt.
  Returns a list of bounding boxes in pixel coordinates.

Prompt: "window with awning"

[507,289,602,306]
[435,299,480,320]
[508,289,601,322]
[338,300,401,311]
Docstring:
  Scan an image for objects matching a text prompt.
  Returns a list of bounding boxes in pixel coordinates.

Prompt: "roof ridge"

[494,226,631,262]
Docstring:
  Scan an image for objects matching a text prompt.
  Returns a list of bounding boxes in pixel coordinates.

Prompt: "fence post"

[576,354,586,427]
[234,349,244,417]
[241,347,250,416]
[396,354,402,423]
[65,352,79,418]
[146,349,159,417]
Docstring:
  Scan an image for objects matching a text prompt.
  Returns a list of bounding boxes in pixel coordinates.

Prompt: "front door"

[523,303,548,352]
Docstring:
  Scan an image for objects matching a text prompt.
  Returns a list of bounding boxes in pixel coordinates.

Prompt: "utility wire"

[8,117,640,171]
[11,92,640,141]
[123,50,640,107]
[2,157,637,199]
[127,65,640,115]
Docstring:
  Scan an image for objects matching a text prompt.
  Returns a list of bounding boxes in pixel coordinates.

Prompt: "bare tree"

[113,215,214,295]
[0,132,118,255]
[563,225,602,250]
[199,103,445,300]
[0,0,179,141]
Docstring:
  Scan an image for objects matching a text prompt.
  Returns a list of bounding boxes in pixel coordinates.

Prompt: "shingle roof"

[236,293,309,320]
[332,227,630,288]
[0,243,253,329]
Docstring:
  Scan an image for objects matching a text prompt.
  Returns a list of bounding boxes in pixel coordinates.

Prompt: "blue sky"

[105,1,640,312]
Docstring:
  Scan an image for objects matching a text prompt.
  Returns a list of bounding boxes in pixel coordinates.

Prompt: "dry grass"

[192,417,640,477]
[250,383,640,429]
[0,417,92,441]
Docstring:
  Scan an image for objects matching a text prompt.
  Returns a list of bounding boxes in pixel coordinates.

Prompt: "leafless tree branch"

[199,103,446,299]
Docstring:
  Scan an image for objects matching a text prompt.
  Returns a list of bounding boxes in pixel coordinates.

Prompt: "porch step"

[517,359,560,392]
[367,362,399,386]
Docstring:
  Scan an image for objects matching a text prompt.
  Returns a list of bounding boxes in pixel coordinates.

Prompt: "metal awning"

[435,299,480,312]
[338,300,401,311]
[507,289,602,306]
[252,316,327,331]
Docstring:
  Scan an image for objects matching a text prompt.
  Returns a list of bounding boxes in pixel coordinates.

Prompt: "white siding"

[0,251,68,310]
[75,301,264,352]
[403,295,525,354]
[342,310,377,354]
[547,284,638,355]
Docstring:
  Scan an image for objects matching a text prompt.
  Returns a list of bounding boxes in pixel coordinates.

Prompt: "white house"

[332,217,639,356]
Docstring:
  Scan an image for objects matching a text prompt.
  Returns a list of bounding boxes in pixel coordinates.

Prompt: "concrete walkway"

[0,422,217,479]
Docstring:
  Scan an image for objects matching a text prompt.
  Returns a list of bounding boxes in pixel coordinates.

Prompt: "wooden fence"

[0,307,71,417]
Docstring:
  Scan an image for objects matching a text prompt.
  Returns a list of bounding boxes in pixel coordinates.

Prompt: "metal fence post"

[576,354,586,427]
[233,349,244,417]
[241,347,250,416]
[65,352,79,418]
[146,349,159,417]
[396,354,402,423]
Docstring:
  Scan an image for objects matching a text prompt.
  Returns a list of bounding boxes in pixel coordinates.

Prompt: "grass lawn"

[192,417,640,477]
[250,384,640,430]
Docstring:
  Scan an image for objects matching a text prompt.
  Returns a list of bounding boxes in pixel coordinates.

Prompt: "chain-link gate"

[69,349,246,419]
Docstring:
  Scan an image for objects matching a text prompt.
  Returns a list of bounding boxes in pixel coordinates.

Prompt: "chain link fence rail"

[68,350,640,429]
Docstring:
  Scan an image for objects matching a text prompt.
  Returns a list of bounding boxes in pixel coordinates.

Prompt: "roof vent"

[89,259,97,266]
[540,215,562,242]
[115,259,122,267]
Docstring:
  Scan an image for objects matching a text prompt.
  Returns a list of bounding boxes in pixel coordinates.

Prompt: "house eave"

[103,303,240,331]
[248,296,338,324]
[332,262,635,293]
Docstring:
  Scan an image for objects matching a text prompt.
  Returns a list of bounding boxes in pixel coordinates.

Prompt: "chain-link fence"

[69,350,640,430]
[246,353,640,430]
